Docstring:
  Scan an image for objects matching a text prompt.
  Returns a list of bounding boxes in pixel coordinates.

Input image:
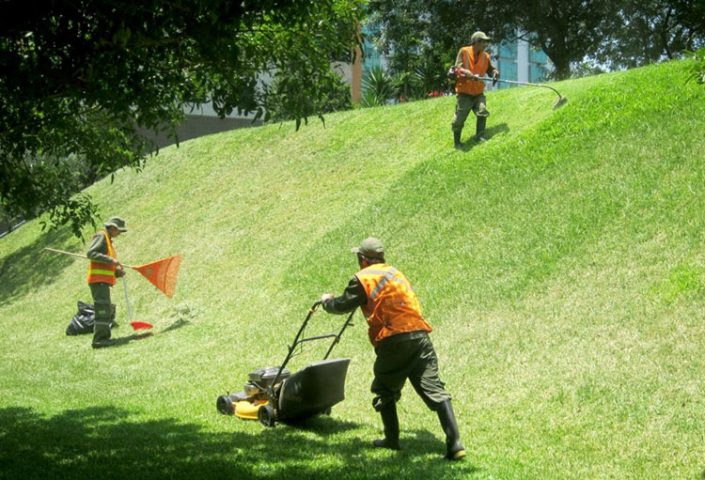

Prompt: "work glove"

[492,71,500,87]
[115,267,126,278]
[320,293,334,303]
[446,66,457,80]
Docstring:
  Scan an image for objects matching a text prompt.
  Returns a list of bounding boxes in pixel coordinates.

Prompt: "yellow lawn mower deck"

[216,302,355,427]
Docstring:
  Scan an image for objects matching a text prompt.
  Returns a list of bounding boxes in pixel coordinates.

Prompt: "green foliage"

[595,0,705,70]
[366,0,705,82]
[361,65,397,106]
[2,60,705,479]
[264,68,353,125]
[0,0,363,236]
[392,70,425,101]
[687,47,705,84]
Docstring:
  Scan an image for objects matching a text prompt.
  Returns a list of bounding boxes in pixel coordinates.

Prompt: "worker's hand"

[492,71,500,86]
[320,293,334,303]
[467,73,481,81]
[115,267,126,278]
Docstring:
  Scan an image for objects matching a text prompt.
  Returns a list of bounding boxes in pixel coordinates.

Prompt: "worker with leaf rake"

[320,237,466,461]
[450,31,499,147]
[87,216,127,349]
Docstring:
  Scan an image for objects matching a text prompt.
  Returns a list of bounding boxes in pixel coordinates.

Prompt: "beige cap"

[470,31,491,43]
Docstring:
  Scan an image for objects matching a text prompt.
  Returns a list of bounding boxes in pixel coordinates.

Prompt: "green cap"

[351,237,384,258]
[470,31,491,43]
[104,216,127,232]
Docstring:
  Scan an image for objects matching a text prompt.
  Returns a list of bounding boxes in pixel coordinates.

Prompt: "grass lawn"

[1,59,705,479]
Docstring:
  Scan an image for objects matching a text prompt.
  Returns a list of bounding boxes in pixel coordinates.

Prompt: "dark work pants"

[371,332,452,412]
[90,283,112,344]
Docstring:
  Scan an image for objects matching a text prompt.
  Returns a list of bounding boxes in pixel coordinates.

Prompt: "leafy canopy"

[0,0,362,237]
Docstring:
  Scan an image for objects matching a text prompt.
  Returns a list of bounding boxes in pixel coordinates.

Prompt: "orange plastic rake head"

[130,320,154,331]
[130,255,182,298]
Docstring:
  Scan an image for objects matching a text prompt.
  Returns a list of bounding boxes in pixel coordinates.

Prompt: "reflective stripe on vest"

[455,47,490,95]
[355,264,432,347]
[87,231,117,285]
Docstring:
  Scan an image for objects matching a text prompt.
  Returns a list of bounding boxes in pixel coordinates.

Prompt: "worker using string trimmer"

[87,216,127,349]
[450,31,500,147]
[320,237,466,461]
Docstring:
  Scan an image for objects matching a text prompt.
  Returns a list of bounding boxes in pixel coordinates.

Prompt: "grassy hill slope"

[1,59,705,479]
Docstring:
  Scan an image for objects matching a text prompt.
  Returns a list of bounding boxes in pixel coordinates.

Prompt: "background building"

[493,36,551,86]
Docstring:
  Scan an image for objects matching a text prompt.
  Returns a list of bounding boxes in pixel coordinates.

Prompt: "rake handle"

[122,276,135,322]
[44,247,134,268]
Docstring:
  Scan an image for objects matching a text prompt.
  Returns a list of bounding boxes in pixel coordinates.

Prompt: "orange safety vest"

[355,264,432,347]
[455,46,490,96]
[87,231,117,285]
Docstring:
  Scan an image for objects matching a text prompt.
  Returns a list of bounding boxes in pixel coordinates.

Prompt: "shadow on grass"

[0,226,77,307]
[0,406,481,480]
[159,318,191,334]
[458,122,510,152]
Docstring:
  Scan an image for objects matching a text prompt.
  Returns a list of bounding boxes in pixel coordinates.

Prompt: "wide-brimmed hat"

[104,216,127,232]
[351,237,384,258]
[470,31,491,44]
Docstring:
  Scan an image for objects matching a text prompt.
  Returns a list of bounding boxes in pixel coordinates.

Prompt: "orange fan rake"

[130,255,182,298]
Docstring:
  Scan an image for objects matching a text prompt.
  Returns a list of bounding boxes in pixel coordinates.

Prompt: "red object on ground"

[130,321,154,331]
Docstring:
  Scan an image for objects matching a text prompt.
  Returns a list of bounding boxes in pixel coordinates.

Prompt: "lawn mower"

[216,301,355,427]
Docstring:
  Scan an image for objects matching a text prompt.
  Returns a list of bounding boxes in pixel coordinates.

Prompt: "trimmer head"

[553,96,568,109]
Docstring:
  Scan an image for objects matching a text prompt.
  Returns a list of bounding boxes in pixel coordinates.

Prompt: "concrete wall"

[144,115,262,150]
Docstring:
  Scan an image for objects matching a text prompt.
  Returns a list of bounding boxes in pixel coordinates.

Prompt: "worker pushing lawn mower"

[320,237,466,461]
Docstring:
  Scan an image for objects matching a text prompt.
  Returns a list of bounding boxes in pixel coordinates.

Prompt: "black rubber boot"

[373,402,400,450]
[436,400,466,460]
[453,130,463,149]
[475,116,487,142]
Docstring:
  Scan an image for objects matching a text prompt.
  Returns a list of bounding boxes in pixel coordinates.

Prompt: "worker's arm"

[86,233,115,264]
[487,56,499,80]
[321,276,367,314]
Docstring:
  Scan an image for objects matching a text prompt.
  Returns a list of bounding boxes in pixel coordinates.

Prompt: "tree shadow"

[458,122,510,152]
[0,226,78,307]
[0,406,481,480]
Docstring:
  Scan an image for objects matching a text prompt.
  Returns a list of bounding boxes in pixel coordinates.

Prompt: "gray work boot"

[437,400,466,460]
[453,130,462,149]
[475,116,488,142]
[373,402,401,450]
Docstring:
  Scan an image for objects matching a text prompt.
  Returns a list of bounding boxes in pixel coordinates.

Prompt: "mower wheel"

[216,395,234,415]
[258,404,276,427]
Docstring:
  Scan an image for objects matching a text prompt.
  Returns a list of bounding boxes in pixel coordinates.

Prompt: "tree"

[687,47,705,85]
[511,0,615,80]
[595,0,705,70]
[0,0,362,237]
[366,0,704,84]
[364,0,499,98]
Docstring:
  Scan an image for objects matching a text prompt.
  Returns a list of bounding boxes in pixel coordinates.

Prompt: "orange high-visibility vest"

[455,47,490,95]
[87,231,117,285]
[355,264,432,347]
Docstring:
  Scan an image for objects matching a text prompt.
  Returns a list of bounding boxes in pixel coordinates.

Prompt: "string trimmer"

[485,77,568,109]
